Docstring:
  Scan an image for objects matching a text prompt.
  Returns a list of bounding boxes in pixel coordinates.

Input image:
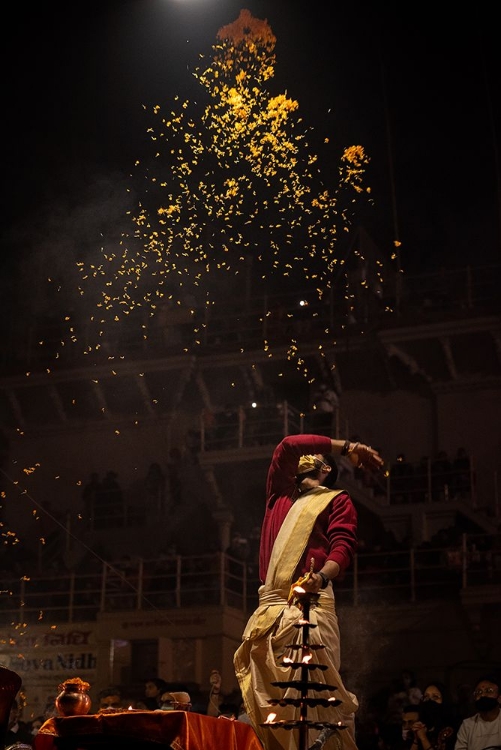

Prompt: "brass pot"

[55,685,92,717]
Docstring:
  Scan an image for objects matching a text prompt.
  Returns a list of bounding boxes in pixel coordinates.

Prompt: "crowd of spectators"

[388,449,473,505]
[7,668,500,750]
[358,669,501,750]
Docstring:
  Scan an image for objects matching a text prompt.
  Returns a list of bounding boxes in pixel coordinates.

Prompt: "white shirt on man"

[454,711,501,750]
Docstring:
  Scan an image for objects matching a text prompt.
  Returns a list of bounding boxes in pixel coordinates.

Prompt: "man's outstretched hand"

[347,442,385,472]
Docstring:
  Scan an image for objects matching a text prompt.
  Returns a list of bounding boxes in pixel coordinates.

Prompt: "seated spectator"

[96,686,123,712]
[159,691,192,712]
[454,672,500,750]
[380,705,421,750]
[422,681,454,710]
[411,682,457,750]
[142,678,169,710]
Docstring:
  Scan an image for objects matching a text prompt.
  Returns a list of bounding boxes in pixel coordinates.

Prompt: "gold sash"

[265,487,342,592]
[234,486,359,750]
[241,487,341,642]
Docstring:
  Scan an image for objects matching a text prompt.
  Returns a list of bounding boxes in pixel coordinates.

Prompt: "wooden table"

[34,710,263,750]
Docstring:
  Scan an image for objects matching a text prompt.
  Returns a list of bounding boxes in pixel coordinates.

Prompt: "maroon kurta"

[259,434,358,583]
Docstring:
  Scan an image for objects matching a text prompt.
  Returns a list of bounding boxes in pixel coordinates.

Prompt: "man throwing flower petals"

[234,435,384,750]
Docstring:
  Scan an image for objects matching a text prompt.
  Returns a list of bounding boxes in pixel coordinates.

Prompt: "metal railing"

[199,402,345,452]
[197,407,494,514]
[1,264,500,372]
[384,456,477,506]
[78,417,496,534]
[1,533,499,624]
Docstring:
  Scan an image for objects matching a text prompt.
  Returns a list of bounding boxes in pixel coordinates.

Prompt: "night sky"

[4,0,500,288]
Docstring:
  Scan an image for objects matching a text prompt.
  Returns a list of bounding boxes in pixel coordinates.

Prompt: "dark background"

[4,0,500,282]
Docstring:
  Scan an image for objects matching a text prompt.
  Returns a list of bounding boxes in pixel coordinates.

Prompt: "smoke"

[2,168,135,324]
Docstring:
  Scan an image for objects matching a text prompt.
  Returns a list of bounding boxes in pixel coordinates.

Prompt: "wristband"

[318,571,329,589]
[340,440,350,456]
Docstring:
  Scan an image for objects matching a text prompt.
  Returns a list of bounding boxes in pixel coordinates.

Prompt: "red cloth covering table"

[34,710,263,750]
